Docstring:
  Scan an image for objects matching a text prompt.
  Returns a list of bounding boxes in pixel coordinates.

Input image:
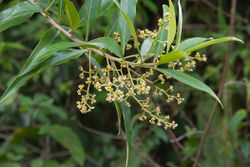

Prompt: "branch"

[28,0,156,68]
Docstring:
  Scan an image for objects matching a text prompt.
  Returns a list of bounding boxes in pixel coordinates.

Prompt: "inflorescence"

[76,11,207,130]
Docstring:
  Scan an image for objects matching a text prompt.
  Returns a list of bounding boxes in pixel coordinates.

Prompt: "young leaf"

[64,0,80,31]
[120,101,132,167]
[159,50,187,64]
[83,0,102,40]
[179,37,207,51]
[155,68,223,108]
[49,125,85,165]
[186,36,243,53]
[0,1,42,32]
[175,0,183,49]
[88,37,123,58]
[113,0,139,54]
[0,49,83,104]
[167,0,176,53]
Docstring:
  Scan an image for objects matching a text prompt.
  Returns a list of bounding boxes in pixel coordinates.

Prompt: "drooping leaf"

[20,42,83,75]
[0,49,84,104]
[155,68,223,107]
[88,37,123,58]
[49,125,85,165]
[167,0,176,53]
[64,0,80,31]
[121,101,132,167]
[159,50,187,64]
[175,0,183,49]
[186,36,243,53]
[0,1,42,32]
[113,0,139,54]
[83,0,102,40]
[179,37,207,51]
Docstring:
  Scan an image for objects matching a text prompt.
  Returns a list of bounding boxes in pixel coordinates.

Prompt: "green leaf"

[64,0,80,31]
[179,37,207,51]
[0,1,42,32]
[159,50,187,64]
[113,0,139,54]
[121,101,132,167]
[58,0,65,19]
[49,125,85,165]
[83,0,102,40]
[88,37,123,58]
[105,8,119,36]
[167,0,176,53]
[114,101,122,136]
[186,37,243,53]
[155,68,223,108]
[228,109,247,132]
[20,42,83,75]
[151,5,169,56]
[140,38,153,56]
[99,0,114,16]
[0,49,83,104]
[175,0,183,49]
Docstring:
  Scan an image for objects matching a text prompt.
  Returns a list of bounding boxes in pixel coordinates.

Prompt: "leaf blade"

[186,36,243,53]
[167,0,176,53]
[0,1,42,32]
[64,0,80,31]
[175,0,183,49]
[155,68,223,108]
[49,125,85,165]
[159,50,187,64]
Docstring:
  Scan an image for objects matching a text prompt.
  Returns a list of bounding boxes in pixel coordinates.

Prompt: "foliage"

[0,0,248,167]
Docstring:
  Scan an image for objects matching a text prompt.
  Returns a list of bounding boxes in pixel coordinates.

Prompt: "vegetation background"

[0,0,249,167]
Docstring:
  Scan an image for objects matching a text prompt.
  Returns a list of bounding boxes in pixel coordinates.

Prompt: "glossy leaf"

[179,37,207,51]
[0,1,42,32]
[140,38,153,56]
[49,125,85,165]
[83,0,102,40]
[167,0,176,53]
[155,68,223,108]
[186,37,243,53]
[88,37,123,58]
[20,42,83,75]
[175,0,183,49]
[64,0,80,31]
[113,0,139,54]
[0,49,84,104]
[159,50,187,64]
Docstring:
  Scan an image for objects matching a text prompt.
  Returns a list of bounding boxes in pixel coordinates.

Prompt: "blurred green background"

[0,0,249,166]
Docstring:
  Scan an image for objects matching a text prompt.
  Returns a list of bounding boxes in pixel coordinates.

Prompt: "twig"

[170,131,203,143]
[77,121,125,140]
[192,0,237,166]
